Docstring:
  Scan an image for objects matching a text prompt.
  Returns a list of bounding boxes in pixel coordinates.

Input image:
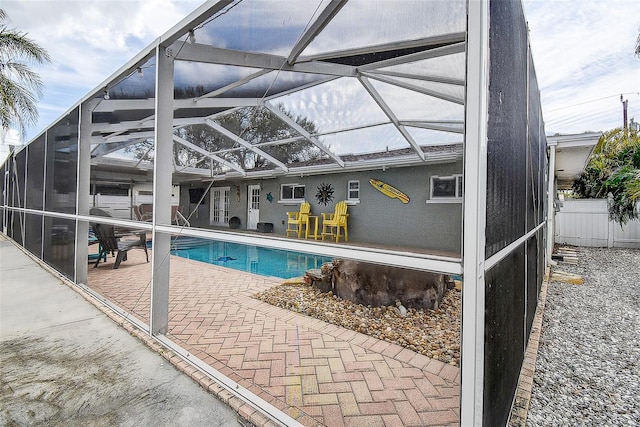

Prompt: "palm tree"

[573,128,640,225]
[0,9,51,139]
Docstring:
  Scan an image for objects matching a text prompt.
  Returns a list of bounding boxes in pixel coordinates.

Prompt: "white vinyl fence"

[555,199,640,248]
[93,194,133,219]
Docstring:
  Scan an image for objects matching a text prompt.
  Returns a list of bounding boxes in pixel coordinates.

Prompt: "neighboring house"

[547,132,640,249]
[547,132,600,191]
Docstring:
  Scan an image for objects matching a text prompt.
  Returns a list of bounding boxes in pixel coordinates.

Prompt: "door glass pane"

[251,188,260,210]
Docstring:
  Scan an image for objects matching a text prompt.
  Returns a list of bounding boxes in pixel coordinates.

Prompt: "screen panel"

[484,244,526,426]
[14,149,26,209]
[0,163,5,228]
[45,109,79,214]
[537,228,545,296]
[485,0,529,258]
[25,213,43,259]
[483,0,532,425]
[527,49,543,232]
[526,234,539,339]
[10,211,23,245]
[26,135,46,210]
[43,216,76,279]
[8,152,26,244]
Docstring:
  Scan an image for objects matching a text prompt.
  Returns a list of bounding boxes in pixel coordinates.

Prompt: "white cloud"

[2,0,203,141]
[2,0,638,143]
[524,0,640,134]
[0,129,22,163]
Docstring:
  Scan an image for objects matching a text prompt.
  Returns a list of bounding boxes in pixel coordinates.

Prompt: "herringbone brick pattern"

[88,249,459,426]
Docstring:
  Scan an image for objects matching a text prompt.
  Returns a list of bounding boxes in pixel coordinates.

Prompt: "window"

[347,180,360,202]
[250,186,260,210]
[429,175,463,202]
[280,183,305,202]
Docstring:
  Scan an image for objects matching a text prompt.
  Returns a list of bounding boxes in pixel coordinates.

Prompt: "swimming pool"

[169,237,332,279]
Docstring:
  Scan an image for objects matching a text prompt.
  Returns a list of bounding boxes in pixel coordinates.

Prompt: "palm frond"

[0,72,39,131]
[0,9,50,138]
[1,60,44,95]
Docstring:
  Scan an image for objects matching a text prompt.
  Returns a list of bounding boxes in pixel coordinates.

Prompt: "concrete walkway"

[0,236,240,426]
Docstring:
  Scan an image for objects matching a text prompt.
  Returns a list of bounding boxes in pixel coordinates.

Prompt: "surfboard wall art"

[369,178,410,204]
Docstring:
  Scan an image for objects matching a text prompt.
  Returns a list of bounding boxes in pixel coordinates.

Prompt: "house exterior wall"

[181,161,463,254]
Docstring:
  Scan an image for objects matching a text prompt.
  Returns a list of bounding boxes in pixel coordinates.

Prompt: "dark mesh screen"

[15,150,26,209]
[45,109,79,213]
[527,50,543,232]
[43,216,76,279]
[9,154,25,244]
[26,136,46,210]
[485,0,528,258]
[25,213,43,258]
[0,164,4,225]
[526,234,538,338]
[484,0,534,425]
[484,245,526,426]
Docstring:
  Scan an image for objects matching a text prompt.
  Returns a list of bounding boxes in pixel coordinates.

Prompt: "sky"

[1,0,639,160]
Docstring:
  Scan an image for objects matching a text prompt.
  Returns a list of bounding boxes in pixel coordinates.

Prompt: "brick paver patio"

[87,248,460,426]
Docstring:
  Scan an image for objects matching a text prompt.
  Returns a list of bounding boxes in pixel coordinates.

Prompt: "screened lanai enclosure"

[1,1,548,425]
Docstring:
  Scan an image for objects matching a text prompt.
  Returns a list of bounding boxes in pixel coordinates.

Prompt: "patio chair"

[89,207,112,217]
[135,204,185,225]
[321,200,349,243]
[90,222,148,269]
[286,201,311,238]
[134,203,154,222]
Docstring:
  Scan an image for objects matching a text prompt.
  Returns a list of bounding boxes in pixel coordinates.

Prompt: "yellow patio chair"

[321,200,349,242]
[286,202,311,238]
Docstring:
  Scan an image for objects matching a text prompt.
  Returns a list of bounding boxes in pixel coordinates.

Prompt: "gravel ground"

[527,247,640,426]
[254,282,461,366]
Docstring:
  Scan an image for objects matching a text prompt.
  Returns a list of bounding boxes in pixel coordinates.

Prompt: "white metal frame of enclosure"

[460,0,489,424]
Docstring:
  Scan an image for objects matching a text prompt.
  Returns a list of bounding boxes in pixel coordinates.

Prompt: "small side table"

[88,236,107,262]
[306,216,320,240]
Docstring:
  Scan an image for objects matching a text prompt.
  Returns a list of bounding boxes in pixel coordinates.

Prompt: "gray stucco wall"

[180,161,462,254]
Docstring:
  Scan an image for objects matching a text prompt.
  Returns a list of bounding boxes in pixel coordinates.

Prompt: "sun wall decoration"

[315,182,334,205]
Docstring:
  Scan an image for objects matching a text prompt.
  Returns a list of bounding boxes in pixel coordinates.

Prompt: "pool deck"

[87,248,460,426]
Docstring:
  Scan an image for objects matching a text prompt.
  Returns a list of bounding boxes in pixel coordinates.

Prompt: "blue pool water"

[169,237,332,279]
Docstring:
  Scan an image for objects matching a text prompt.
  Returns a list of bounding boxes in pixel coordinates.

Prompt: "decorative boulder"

[327,259,449,310]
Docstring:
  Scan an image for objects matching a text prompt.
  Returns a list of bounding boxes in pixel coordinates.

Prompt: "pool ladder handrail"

[175,210,191,227]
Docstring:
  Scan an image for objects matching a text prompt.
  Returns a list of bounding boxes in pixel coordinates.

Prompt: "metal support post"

[150,44,174,335]
[75,100,98,285]
[461,0,489,424]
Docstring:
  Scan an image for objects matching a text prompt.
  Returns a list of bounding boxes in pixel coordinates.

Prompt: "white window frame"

[347,180,360,204]
[279,183,305,204]
[428,174,463,203]
[210,186,230,225]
